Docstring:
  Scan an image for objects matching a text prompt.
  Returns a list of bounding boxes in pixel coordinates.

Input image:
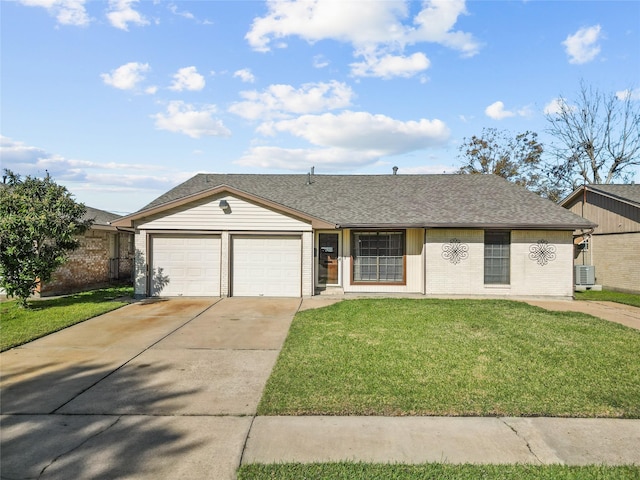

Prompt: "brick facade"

[38,229,133,296]
[590,233,640,294]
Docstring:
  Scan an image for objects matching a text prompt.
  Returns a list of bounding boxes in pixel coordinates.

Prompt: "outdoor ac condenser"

[575,265,595,285]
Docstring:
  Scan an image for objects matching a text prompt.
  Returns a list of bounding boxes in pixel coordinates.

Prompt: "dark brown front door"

[318,233,339,285]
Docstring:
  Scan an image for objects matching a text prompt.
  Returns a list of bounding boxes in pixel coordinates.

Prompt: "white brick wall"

[426,229,574,298]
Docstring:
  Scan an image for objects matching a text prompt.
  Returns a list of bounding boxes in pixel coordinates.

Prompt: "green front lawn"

[238,463,639,480]
[259,299,640,418]
[575,289,640,308]
[0,286,133,351]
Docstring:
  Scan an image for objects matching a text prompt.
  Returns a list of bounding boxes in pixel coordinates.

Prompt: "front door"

[318,233,339,285]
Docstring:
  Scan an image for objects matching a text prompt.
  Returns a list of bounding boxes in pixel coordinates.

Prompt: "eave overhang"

[336,222,597,230]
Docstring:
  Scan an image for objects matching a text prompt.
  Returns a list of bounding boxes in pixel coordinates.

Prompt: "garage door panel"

[151,235,221,297]
[232,236,301,297]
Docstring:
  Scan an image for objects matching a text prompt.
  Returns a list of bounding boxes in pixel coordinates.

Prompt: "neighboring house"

[113,173,594,300]
[561,184,640,294]
[37,207,134,296]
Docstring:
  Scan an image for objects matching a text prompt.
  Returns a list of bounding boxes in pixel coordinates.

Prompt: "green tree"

[0,170,91,307]
[545,82,640,196]
[457,128,553,197]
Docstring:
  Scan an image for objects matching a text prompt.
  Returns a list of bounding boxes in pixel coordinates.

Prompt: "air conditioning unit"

[575,265,595,285]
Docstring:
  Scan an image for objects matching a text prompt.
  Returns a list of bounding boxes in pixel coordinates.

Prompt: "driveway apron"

[1,297,300,480]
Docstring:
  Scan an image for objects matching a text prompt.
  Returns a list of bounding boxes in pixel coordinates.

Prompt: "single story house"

[113,173,595,299]
[561,184,640,294]
[37,206,134,296]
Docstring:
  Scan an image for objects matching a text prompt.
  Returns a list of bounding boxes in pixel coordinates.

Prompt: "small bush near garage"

[1,286,133,351]
[259,299,640,418]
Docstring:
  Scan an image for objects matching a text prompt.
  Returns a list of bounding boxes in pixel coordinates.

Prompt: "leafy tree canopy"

[0,170,91,307]
[457,128,554,197]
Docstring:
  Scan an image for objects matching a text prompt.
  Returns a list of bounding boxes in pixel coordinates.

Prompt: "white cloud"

[235,146,382,170]
[484,101,531,120]
[107,0,149,31]
[400,164,458,174]
[235,109,450,170]
[0,135,165,182]
[260,111,450,154]
[19,0,90,26]
[350,52,430,79]
[229,81,354,120]
[616,88,640,101]
[168,3,194,20]
[246,0,480,79]
[485,101,514,120]
[234,68,256,83]
[152,101,231,138]
[101,62,150,90]
[169,66,205,91]
[409,0,480,57]
[562,25,602,64]
[313,55,329,68]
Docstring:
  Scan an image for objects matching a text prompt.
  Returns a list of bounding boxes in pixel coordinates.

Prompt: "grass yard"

[238,463,640,480]
[258,299,640,418]
[575,289,640,308]
[0,286,133,351]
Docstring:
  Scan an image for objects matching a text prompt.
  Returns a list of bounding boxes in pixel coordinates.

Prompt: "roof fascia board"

[111,184,335,229]
[559,186,587,207]
[338,223,595,230]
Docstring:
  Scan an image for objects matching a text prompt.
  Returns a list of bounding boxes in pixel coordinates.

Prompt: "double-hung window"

[484,231,510,285]
[352,231,405,283]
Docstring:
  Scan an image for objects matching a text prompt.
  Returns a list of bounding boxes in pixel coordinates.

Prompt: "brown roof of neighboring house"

[561,184,640,209]
[115,173,595,230]
[587,184,640,207]
[83,206,120,227]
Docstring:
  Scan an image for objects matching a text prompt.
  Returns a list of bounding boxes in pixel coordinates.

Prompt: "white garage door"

[151,235,220,296]
[232,236,301,297]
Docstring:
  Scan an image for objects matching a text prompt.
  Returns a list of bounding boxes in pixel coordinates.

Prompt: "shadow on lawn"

[23,287,135,310]
[1,360,203,479]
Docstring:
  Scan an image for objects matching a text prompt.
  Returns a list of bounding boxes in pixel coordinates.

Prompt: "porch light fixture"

[219,200,231,213]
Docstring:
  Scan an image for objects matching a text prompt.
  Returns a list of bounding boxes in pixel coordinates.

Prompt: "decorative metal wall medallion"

[442,238,469,265]
[529,240,556,266]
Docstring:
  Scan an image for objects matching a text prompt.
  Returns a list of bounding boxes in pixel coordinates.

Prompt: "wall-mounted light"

[219,200,231,213]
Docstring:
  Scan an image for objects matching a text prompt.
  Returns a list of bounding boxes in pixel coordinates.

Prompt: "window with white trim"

[484,231,510,284]
[352,231,405,283]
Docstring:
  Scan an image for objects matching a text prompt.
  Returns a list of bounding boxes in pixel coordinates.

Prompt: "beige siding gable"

[135,194,312,231]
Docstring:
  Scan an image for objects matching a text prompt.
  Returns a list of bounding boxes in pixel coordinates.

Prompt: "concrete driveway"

[0,297,300,479]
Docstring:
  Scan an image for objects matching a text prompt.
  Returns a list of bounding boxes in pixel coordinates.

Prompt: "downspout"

[423,228,427,295]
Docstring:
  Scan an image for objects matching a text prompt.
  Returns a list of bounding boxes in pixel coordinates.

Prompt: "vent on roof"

[393,166,398,175]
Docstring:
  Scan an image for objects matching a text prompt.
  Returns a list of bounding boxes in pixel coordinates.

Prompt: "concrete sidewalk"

[242,416,640,466]
[525,299,640,330]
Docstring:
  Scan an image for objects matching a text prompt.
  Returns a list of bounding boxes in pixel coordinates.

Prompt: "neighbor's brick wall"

[591,233,640,293]
[39,230,133,296]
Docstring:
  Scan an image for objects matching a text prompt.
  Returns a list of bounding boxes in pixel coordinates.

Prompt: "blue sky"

[2,0,639,214]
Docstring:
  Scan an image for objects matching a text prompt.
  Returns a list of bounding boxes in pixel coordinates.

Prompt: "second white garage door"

[151,235,221,296]
[232,236,301,297]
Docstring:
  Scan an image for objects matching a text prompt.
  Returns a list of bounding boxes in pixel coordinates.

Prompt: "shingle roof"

[83,206,119,226]
[135,173,593,229]
[588,184,640,207]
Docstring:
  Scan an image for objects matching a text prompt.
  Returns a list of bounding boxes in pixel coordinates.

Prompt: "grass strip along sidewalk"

[238,463,639,480]
[1,286,133,351]
[575,289,640,308]
[259,299,640,418]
